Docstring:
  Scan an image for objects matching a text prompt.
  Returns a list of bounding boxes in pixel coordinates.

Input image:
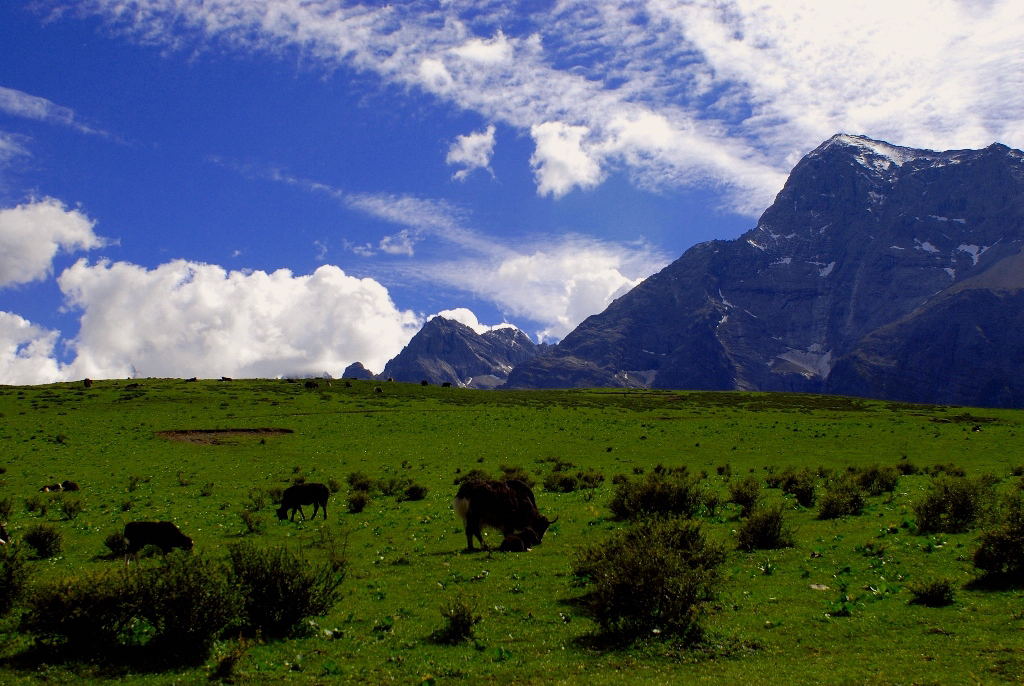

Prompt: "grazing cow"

[276,482,330,521]
[454,479,556,552]
[220,376,233,382]
[420,380,429,386]
[83,378,93,388]
[61,480,80,491]
[441,382,452,388]
[185,377,198,382]
[123,521,194,555]
[39,482,63,493]
[304,380,319,389]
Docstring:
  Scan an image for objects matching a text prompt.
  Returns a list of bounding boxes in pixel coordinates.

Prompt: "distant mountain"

[378,316,541,388]
[507,134,1024,408]
[341,362,374,380]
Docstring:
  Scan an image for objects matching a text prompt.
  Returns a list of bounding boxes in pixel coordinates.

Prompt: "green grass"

[0,379,1022,684]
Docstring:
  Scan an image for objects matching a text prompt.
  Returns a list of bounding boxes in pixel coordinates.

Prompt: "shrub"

[498,464,535,488]
[736,506,794,551]
[896,459,920,476]
[243,488,266,513]
[913,476,995,534]
[781,469,817,507]
[453,468,491,486]
[20,569,140,653]
[609,468,705,520]
[104,532,130,557]
[0,496,12,521]
[239,510,265,535]
[60,497,83,520]
[24,494,47,517]
[347,491,369,514]
[137,551,242,665]
[226,542,346,638]
[347,471,374,492]
[544,468,605,493]
[728,476,762,517]
[908,579,955,607]
[433,594,482,644]
[572,517,724,643]
[401,483,428,501]
[23,524,63,559]
[327,478,343,494]
[817,477,865,520]
[855,464,900,496]
[973,495,1024,580]
[0,545,31,617]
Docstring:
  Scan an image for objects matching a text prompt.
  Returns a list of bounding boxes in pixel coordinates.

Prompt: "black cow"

[276,482,330,521]
[498,526,541,552]
[453,479,555,551]
[123,521,194,555]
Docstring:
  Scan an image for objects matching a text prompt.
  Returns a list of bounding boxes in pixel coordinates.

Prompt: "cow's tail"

[453,495,471,523]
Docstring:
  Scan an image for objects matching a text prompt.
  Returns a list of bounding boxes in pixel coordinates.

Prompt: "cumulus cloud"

[446,124,496,181]
[417,236,667,341]
[431,307,517,336]
[0,198,104,288]
[530,122,604,198]
[55,259,421,379]
[0,311,65,385]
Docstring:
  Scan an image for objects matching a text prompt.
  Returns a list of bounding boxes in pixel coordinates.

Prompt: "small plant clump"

[817,476,865,520]
[59,497,84,521]
[433,594,482,644]
[908,578,956,607]
[0,545,31,617]
[781,469,817,507]
[347,491,370,514]
[913,475,996,534]
[736,505,795,551]
[609,466,705,520]
[972,494,1024,581]
[22,524,63,559]
[728,476,762,517]
[854,464,900,496]
[572,516,725,643]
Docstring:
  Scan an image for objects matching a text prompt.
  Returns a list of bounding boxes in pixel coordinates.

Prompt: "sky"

[2,1,1022,383]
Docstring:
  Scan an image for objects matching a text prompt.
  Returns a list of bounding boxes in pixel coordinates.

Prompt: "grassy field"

[0,378,1021,684]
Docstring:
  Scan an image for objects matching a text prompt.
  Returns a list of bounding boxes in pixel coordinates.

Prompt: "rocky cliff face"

[507,134,1024,407]
[379,316,539,388]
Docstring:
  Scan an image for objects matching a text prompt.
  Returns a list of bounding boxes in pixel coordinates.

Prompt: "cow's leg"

[465,514,483,551]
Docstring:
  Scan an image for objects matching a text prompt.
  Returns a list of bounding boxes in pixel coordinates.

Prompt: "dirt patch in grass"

[156,428,294,445]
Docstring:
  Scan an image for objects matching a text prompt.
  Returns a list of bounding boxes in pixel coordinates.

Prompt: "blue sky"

[2,1,1022,382]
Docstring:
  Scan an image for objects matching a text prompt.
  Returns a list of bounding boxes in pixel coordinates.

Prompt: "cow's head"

[532,514,558,541]
[276,505,289,520]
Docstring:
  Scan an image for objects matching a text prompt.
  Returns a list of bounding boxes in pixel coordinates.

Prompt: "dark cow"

[83,378,93,388]
[61,480,80,491]
[441,382,452,388]
[123,521,194,555]
[498,526,541,552]
[454,479,556,552]
[276,482,330,521]
[40,483,63,493]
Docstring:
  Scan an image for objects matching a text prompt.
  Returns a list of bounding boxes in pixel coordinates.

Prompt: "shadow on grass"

[964,573,1023,591]
[0,640,210,677]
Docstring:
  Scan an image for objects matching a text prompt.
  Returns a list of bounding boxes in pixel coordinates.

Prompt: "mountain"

[341,362,374,380]
[507,134,1024,407]
[378,316,540,388]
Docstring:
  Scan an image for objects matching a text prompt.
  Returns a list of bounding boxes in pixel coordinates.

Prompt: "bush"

[0,545,31,617]
[136,552,242,665]
[453,468,491,485]
[736,506,794,551]
[23,524,63,559]
[400,483,428,501]
[817,477,865,520]
[855,464,900,496]
[973,495,1024,580]
[896,459,920,476]
[609,467,705,521]
[239,510,265,535]
[60,497,83,521]
[498,464,535,488]
[914,476,996,534]
[226,543,346,638]
[104,532,130,557]
[908,578,955,607]
[347,471,375,492]
[20,569,140,654]
[544,468,605,493]
[24,494,47,517]
[572,517,724,643]
[347,491,369,514]
[781,469,817,507]
[728,476,762,517]
[433,594,482,644]
[0,496,13,521]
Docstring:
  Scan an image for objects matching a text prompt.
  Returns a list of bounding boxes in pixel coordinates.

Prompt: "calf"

[454,479,555,552]
[498,526,541,552]
[277,482,330,521]
[123,521,193,555]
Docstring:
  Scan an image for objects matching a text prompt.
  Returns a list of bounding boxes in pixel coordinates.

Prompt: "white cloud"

[530,122,603,197]
[0,85,112,138]
[0,198,104,288]
[446,124,496,181]
[421,236,668,341]
[0,311,65,385]
[60,0,1024,212]
[378,230,416,256]
[0,131,30,165]
[431,307,518,336]
[55,259,421,379]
